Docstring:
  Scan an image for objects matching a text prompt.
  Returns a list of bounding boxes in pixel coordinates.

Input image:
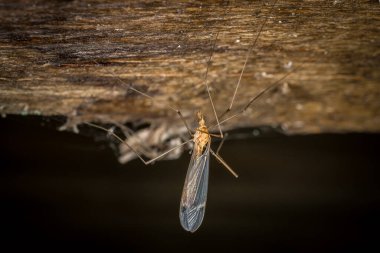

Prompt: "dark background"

[1,115,379,252]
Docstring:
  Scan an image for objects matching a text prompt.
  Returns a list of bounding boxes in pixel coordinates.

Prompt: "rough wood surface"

[1,1,379,143]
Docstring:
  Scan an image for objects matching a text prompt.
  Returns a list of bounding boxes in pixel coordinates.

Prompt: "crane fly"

[179,112,237,232]
[76,0,301,233]
[179,112,211,232]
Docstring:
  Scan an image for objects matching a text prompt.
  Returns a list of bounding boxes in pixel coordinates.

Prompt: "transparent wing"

[179,142,210,232]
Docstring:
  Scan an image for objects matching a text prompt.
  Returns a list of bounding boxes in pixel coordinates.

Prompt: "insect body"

[179,111,240,232]
[179,112,211,232]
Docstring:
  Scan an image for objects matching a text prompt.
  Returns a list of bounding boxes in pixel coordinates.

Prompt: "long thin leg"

[218,0,279,122]
[203,32,224,138]
[211,63,304,129]
[92,59,194,138]
[210,148,238,178]
[201,1,233,139]
[85,122,192,165]
[216,132,228,155]
[112,121,166,158]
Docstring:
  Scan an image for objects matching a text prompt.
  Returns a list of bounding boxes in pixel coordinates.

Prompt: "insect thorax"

[194,124,210,157]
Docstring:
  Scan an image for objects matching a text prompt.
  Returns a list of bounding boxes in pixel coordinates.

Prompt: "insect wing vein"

[179,142,210,232]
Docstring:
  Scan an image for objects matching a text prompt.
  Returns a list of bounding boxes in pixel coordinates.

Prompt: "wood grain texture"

[0,0,379,138]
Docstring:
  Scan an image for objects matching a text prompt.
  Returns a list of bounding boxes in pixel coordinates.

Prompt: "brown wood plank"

[0,0,379,137]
